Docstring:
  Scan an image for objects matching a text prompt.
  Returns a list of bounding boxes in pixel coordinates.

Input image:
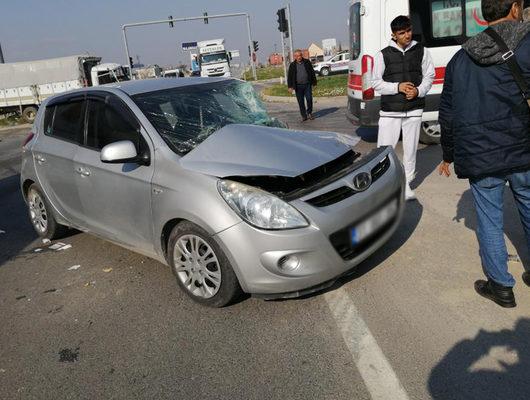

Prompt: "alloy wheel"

[173,234,222,299]
[28,189,48,234]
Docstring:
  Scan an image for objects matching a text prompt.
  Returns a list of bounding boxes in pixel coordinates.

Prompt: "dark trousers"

[295,83,313,119]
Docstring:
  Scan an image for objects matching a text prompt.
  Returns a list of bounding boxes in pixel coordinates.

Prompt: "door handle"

[75,167,91,177]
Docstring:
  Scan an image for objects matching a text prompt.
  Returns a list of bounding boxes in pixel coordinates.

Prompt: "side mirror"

[101,140,139,164]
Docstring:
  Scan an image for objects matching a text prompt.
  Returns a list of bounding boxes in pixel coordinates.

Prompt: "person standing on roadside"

[288,50,318,122]
[439,0,530,308]
[372,16,435,201]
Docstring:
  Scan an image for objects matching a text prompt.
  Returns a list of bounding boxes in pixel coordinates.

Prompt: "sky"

[0,0,350,67]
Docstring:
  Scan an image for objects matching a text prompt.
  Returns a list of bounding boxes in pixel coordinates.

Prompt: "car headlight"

[217,180,309,230]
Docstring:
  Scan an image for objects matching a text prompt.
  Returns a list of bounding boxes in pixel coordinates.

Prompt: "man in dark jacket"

[439,0,530,308]
[288,50,318,121]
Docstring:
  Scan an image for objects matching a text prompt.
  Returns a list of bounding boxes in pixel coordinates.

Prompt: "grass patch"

[0,114,23,127]
[262,74,348,97]
[243,65,285,81]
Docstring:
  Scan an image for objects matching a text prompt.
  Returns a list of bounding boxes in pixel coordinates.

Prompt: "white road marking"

[324,287,410,400]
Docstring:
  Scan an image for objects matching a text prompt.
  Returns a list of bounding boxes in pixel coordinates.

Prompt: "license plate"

[350,199,398,245]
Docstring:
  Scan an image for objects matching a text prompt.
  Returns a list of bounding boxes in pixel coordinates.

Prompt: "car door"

[73,92,155,253]
[32,95,87,227]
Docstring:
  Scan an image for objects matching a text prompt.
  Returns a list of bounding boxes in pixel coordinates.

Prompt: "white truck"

[0,55,128,122]
[197,39,232,78]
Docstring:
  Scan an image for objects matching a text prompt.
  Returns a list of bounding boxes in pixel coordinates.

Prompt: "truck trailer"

[0,55,128,122]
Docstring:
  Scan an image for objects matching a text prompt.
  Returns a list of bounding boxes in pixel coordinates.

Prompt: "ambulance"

[347,0,487,144]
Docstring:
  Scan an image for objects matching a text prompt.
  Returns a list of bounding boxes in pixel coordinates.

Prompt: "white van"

[347,0,487,144]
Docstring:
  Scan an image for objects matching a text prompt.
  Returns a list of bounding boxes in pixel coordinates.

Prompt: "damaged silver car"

[21,78,405,307]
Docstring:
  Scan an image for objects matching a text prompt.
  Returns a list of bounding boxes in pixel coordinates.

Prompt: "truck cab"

[90,63,130,86]
[197,39,232,78]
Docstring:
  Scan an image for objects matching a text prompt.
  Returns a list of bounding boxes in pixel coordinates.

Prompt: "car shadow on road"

[0,174,78,269]
[428,318,530,400]
[454,188,529,274]
[277,199,423,302]
[0,174,37,268]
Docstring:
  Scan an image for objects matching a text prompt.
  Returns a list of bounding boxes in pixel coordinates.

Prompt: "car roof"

[106,77,233,96]
[40,77,238,108]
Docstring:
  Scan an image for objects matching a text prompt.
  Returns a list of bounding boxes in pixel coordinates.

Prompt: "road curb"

[0,124,31,132]
[261,94,348,103]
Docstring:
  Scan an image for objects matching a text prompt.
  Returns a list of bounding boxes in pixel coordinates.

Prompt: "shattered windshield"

[133,80,285,155]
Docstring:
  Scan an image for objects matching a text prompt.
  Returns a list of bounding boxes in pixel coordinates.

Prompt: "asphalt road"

[1,102,529,400]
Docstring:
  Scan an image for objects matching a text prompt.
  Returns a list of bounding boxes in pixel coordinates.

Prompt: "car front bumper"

[214,147,405,296]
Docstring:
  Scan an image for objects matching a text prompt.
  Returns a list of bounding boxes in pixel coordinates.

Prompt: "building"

[322,38,338,57]
[308,43,324,63]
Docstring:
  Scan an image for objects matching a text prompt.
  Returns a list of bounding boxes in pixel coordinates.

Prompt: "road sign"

[182,42,198,50]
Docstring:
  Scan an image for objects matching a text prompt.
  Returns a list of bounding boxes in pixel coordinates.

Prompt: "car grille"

[306,187,355,207]
[329,193,400,260]
[371,155,391,183]
[305,155,391,208]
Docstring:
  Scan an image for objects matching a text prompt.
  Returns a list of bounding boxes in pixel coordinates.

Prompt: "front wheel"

[168,221,243,307]
[419,121,441,145]
[26,184,68,240]
[320,67,330,77]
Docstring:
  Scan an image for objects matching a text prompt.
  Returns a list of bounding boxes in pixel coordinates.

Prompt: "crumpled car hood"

[179,124,359,177]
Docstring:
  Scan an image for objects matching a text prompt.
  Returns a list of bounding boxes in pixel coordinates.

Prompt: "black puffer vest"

[381,43,425,112]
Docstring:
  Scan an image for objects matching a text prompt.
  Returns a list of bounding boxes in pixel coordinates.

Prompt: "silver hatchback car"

[21,78,405,307]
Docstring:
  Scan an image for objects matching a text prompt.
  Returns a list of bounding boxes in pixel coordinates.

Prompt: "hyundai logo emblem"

[353,172,372,191]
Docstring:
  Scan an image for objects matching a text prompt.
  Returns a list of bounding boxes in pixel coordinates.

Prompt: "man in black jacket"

[288,50,317,121]
[439,0,530,307]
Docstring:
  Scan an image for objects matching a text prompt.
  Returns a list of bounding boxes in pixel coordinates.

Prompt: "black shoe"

[474,280,516,308]
[301,117,308,122]
[523,271,530,287]
[308,113,315,120]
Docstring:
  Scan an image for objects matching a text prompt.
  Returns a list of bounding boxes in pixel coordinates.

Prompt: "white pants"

[377,116,422,185]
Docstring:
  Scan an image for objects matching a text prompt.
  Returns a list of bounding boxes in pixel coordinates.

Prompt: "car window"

[86,96,141,151]
[46,101,85,143]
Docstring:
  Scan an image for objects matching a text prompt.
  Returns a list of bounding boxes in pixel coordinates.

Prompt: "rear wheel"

[168,221,242,307]
[320,67,330,77]
[419,121,441,145]
[26,184,68,240]
[22,106,38,124]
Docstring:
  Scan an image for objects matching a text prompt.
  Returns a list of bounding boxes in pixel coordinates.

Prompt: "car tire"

[26,184,68,240]
[167,221,243,307]
[419,121,441,145]
[320,67,330,77]
[22,106,38,123]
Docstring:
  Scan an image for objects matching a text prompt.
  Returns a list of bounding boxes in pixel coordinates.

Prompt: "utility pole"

[0,43,4,63]
[280,32,287,86]
[286,3,294,63]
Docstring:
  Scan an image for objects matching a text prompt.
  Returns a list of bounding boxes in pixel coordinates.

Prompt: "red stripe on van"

[433,67,445,85]
[348,73,362,90]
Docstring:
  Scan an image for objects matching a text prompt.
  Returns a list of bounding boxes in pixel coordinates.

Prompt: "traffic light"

[253,41,259,52]
[129,57,133,68]
[248,45,251,57]
[168,15,174,28]
[203,12,208,24]
[276,8,288,33]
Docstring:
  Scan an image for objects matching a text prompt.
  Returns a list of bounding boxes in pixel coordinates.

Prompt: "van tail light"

[22,132,35,148]
[361,54,375,100]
